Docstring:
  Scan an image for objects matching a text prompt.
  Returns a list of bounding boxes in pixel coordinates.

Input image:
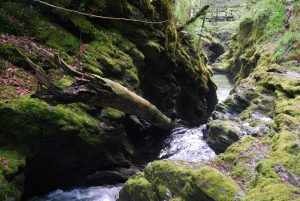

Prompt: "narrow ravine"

[2,1,300,200]
[31,74,232,201]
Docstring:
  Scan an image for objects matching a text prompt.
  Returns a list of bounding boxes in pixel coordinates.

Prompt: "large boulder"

[0,98,135,199]
[119,160,244,201]
[207,120,241,154]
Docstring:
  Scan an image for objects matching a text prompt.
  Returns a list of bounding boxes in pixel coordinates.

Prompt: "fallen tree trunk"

[177,5,210,32]
[18,45,174,130]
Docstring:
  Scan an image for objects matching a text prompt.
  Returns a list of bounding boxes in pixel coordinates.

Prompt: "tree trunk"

[18,45,174,130]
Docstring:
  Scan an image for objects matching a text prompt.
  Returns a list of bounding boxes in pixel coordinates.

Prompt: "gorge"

[1,0,300,201]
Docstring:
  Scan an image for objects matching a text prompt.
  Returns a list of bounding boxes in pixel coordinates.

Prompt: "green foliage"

[274,32,300,62]
[253,0,286,38]
[173,0,199,24]
[101,107,125,120]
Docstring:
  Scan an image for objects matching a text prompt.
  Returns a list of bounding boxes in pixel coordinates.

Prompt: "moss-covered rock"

[79,35,142,90]
[119,160,244,201]
[0,98,135,199]
[0,149,25,201]
[207,120,241,154]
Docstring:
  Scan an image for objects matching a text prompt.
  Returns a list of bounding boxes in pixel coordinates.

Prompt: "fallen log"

[177,5,210,32]
[18,45,174,130]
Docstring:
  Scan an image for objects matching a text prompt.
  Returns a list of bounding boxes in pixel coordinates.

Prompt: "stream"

[31,74,232,201]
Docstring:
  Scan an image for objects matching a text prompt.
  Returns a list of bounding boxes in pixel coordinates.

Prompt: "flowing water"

[158,125,215,162]
[31,185,123,201]
[212,74,232,102]
[32,74,232,201]
[158,74,232,162]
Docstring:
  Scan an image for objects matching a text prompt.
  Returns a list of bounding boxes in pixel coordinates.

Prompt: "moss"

[203,1,300,200]
[0,148,25,201]
[246,159,300,201]
[224,0,287,82]
[207,120,241,153]
[274,93,300,129]
[119,172,156,201]
[239,17,254,37]
[56,75,76,88]
[0,96,136,198]
[0,97,102,154]
[101,107,125,120]
[215,137,262,180]
[120,160,244,201]
[145,40,164,58]
[1,2,80,53]
[54,11,104,40]
[0,44,27,68]
[80,34,141,89]
[247,181,300,201]
[270,130,300,175]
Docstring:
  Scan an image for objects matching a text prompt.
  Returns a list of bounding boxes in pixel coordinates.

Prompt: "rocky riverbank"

[119,1,300,200]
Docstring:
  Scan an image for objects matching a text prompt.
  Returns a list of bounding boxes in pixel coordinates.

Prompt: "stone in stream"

[207,120,241,154]
[118,160,245,201]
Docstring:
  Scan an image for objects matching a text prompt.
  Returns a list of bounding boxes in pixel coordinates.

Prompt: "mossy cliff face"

[0,0,216,200]
[207,1,300,200]
[224,0,287,83]
[0,0,217,124]
[122,1,300,201]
